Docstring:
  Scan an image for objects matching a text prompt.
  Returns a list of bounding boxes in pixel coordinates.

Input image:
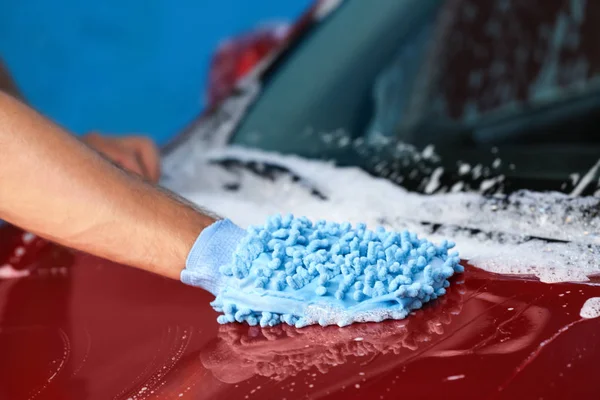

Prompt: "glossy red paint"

[1,223,599,399]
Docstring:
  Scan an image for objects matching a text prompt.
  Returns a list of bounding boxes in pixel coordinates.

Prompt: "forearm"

[0,92,215,279]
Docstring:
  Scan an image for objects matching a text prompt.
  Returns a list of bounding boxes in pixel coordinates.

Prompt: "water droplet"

[22,232,35,243]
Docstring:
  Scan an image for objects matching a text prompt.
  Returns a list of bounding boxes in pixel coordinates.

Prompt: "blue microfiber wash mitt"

[181,215,463,328]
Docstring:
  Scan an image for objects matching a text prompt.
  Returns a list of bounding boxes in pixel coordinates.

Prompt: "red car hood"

[1,224,600,399]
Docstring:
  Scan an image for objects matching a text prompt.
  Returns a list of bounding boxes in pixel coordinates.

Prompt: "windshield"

[231,0,600,196]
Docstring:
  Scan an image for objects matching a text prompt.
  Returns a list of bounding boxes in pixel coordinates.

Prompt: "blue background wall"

[0,1,311,144]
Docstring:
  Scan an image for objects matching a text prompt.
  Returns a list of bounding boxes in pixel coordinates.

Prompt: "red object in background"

[2,222,600,399]
[206,23,291,107]
[204,0,334,107]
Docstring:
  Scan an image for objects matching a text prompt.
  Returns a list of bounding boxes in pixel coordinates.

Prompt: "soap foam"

[580,297,600,319]
[0,264,30,279]
[164,146,600,284]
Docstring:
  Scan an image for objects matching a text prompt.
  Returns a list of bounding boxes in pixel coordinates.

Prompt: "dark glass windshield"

[231,0,600,196]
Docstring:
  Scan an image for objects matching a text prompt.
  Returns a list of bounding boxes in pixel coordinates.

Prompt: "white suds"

[580,297,600,319]
[571,159,600,197]
[422,145,435,159]
[164,147,600,283]
[479,175,504,193]
[0,264,29,279]
[424,167,444,194]
[458,163,471,175]
[570,173,580,186]
[22,232,36,244]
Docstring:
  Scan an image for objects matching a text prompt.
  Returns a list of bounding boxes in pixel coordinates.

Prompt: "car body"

[2,0,600,399]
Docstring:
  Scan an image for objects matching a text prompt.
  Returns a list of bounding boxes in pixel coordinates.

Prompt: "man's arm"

[0,92,215,279]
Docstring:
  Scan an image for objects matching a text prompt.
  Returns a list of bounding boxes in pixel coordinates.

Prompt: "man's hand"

[82,133,161,183]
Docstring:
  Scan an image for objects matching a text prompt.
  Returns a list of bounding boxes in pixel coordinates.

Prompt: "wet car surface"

[2,224,600,399]
[2,0,600,398]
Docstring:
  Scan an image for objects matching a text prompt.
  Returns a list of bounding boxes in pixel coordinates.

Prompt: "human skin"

[81,132,161,183]
[0,84,216,279]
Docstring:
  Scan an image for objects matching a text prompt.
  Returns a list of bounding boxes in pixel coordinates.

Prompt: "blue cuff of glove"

[181,219,247,295]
